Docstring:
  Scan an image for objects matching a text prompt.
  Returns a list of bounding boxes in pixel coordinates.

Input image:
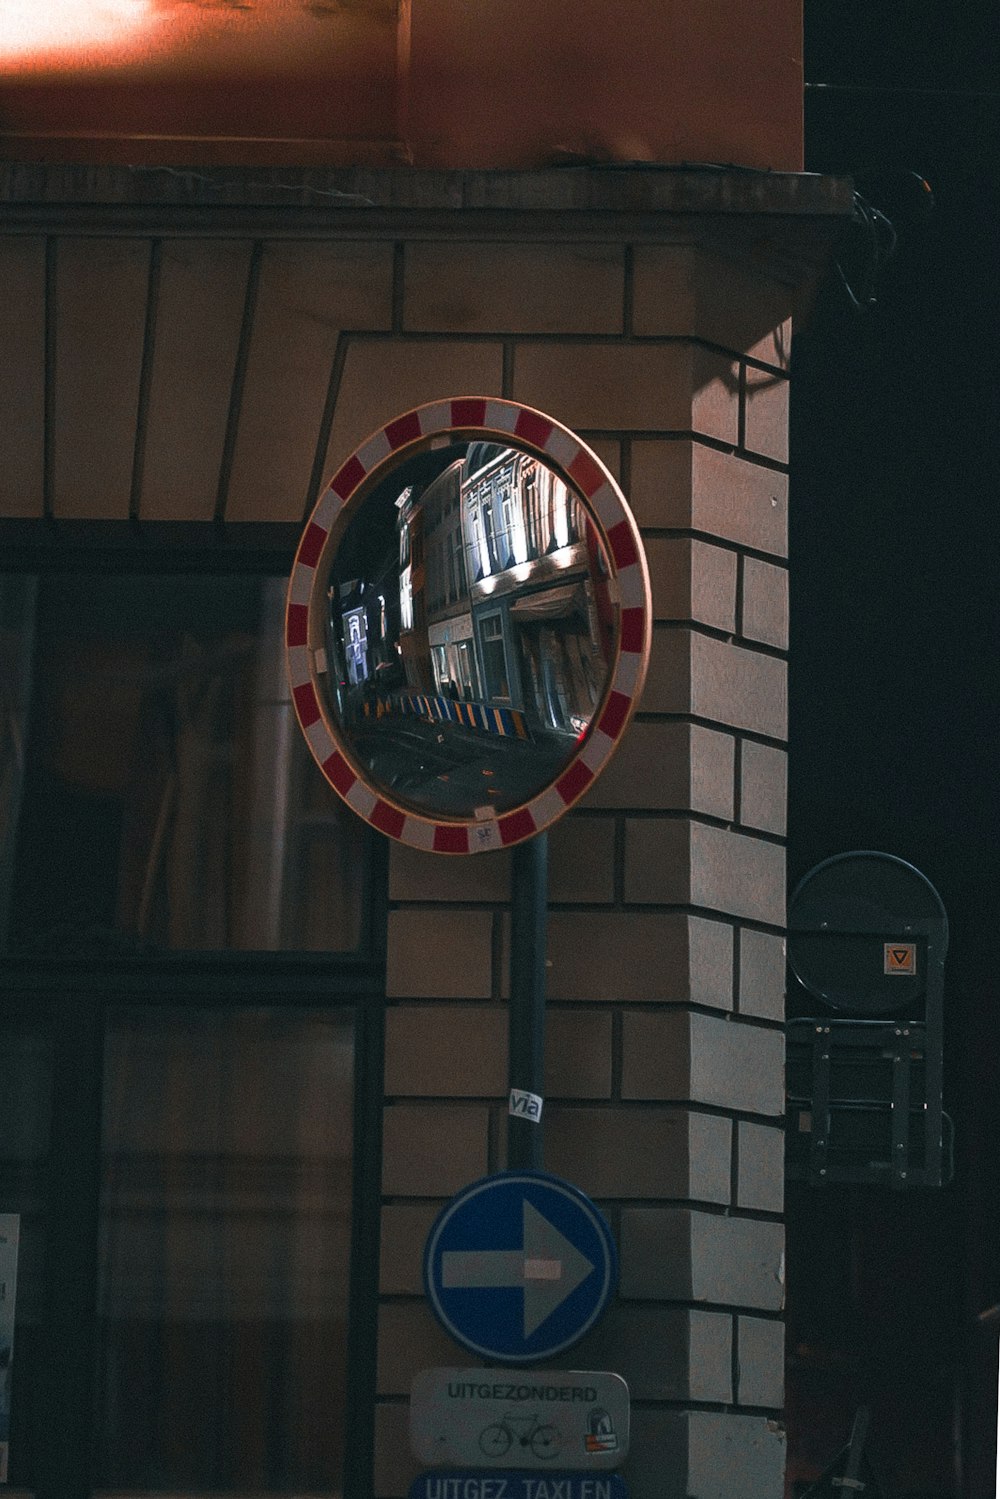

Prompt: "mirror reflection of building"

[317,441,617,821]
[392,444,609,732]
[460,444,605,737]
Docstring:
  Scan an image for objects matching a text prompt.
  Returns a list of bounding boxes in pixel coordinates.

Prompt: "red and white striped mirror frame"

[285,398,651,854]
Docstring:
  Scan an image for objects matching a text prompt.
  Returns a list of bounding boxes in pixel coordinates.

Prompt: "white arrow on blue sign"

[423,1172,617,1363]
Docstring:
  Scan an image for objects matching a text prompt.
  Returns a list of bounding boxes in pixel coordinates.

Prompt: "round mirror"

[286,399,651,853]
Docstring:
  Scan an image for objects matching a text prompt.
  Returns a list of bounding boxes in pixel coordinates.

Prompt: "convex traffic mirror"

[286,399,651,853]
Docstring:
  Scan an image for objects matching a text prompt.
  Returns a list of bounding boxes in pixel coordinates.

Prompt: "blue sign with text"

[408,1473,628,1499]
[423,1172,617,1364]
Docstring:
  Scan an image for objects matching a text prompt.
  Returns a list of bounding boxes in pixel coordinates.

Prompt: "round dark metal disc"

[787,851,948,1013]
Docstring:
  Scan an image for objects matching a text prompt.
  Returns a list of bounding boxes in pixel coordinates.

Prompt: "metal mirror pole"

[507,832,549,1171]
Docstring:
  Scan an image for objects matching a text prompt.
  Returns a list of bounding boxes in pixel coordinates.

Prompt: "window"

[0,567,384,1498]
[480,500,501,576]
[455,639,479,701]
[450,524,467,603]
[96,1005,355,1492]
[430,643,449,695]
[478,613,511,703]
[3,573,366,957]
[0,1011,48,1487]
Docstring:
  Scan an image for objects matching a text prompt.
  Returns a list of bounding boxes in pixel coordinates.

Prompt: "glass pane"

[4,574,366,955]
[317,442,616,822]
[0,577,36,950]
[95,1006,354,1493]
[0,1015,52,1489]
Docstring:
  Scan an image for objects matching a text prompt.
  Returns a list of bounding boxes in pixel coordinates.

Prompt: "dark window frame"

[0,525,388,1499]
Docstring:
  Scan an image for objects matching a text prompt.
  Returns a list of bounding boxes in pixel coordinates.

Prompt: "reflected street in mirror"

[316,441,616,821]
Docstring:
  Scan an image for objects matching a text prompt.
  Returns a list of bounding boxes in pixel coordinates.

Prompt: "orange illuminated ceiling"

[2,0,159,68]
[0,0,803,171]
[0,0,400,161]
[0,0,398,75]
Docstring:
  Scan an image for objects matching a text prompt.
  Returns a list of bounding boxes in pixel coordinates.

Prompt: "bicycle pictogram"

[478,1411,561,1460]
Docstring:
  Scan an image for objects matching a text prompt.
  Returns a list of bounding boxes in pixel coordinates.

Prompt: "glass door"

[95,1004,355,1494]
[0,994,366,1499]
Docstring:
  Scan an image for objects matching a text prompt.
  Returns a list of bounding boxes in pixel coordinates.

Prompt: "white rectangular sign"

[410,1367,629,1471]
[0,1215,19,1484]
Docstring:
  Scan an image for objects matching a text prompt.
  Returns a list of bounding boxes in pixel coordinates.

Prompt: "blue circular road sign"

[423,1171,618,1363]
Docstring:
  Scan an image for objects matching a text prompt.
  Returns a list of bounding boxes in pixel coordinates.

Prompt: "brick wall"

[372,234,792,1499]
[0,164,832,1496]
